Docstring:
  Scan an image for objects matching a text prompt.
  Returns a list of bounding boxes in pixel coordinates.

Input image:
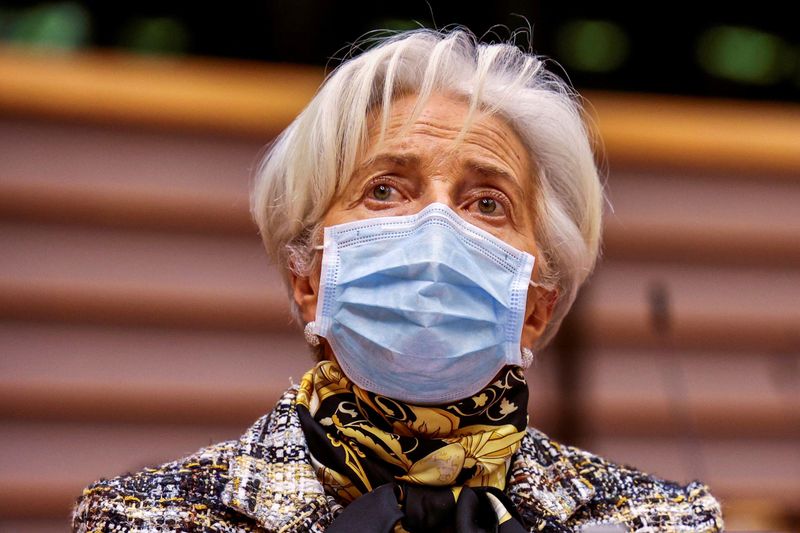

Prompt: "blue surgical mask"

[310,202,540,405]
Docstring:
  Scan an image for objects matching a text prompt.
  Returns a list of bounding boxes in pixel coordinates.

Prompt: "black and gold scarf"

[295,360,530,532]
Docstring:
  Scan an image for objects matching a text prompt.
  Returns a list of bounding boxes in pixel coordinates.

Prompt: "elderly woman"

[72,27,724,532]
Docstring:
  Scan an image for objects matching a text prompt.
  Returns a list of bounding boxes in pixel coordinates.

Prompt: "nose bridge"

[426,176,455,209]
[423,146,460,212]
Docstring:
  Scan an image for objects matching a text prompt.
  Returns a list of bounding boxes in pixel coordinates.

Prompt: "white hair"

[250,25,606,355]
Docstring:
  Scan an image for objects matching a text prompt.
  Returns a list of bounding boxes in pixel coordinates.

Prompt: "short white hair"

[250,25,606,354]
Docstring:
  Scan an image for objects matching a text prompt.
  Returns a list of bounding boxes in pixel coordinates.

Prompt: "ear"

[521,286,558,349]
[289,269,319,324]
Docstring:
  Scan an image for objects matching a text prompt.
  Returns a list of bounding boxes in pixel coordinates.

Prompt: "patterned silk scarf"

[295,360,530,532]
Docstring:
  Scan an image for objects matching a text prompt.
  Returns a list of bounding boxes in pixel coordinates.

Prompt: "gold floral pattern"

[295,360,529,503]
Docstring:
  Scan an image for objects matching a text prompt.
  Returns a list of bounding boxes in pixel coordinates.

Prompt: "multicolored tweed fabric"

[71,382,724,532]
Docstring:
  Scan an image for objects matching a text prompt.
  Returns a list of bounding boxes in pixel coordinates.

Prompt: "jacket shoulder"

[545,432,724,532]
[71,439,262,533]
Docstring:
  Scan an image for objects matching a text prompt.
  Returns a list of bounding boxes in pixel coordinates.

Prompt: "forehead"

[362,92,532,181]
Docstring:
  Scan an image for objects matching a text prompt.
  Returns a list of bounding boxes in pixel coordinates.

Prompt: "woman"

[72,27,724,532]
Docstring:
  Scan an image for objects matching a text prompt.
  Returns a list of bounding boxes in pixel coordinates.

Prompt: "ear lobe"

[289,270,319,323]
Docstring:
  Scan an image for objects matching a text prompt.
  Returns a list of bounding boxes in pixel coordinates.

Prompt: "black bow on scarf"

[324,482,528,533]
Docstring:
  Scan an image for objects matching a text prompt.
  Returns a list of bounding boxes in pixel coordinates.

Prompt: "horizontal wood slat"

[0,179,251,235]
[0,44,324,137]
[586,90,800,177]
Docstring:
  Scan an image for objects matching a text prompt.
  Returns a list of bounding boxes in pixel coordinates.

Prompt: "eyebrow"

[358,152,420,172]
[464,159,519,186]
[358,152,521,188]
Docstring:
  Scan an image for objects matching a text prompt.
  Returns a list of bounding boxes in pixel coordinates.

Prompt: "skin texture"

[291,91,558,364]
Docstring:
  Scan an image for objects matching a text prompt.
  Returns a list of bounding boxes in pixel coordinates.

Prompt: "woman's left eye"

[471,196,507,217]
[371,183,394,201]
[477,198,497,214]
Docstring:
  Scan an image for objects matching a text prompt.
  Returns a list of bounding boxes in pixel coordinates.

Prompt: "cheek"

[321,205,345,228]
[502,230,538,257]
[321,198,367,227]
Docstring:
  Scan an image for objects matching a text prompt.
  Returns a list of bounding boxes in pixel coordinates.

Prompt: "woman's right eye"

[365,178,402,203]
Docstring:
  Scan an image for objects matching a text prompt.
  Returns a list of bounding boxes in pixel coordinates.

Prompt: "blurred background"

[1,2,798,531]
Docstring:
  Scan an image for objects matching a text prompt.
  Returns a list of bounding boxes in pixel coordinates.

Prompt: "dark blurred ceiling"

[1,1,797,102]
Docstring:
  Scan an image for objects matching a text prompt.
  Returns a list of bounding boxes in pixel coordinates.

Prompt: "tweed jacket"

[72,384,724,532]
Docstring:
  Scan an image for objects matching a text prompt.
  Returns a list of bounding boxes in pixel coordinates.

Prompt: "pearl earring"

[304,321,320,347]
[521,347,535,369]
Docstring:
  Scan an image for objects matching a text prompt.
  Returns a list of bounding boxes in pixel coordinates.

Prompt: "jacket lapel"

[222,386,596,532]
[506,428,597,527]
[221,385,335,532]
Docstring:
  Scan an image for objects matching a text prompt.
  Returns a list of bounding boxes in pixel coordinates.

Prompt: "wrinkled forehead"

[359,90,537,197]
[365,90,485,143]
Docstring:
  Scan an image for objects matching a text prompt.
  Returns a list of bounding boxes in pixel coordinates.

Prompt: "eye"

[469,193,508,218]
[363,177,403,205]
[372,183,393,201]
[477,197,497,214]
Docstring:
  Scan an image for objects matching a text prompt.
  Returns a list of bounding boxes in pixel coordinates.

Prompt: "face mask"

[309,202,541,405]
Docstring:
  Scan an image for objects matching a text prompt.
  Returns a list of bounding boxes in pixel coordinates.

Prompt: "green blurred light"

[0,8,14,39]
[118,16,190,56]
[696,25,790,85]
[6,2,90,50]
[555,19,629,73]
